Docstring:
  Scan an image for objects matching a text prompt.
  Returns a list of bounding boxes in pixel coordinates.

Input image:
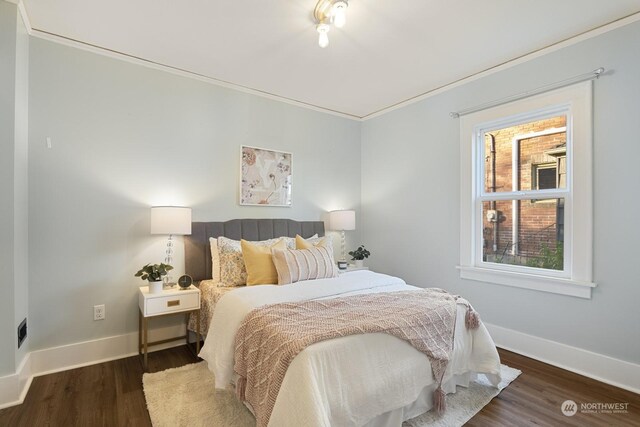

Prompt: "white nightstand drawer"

[145,292,199,316]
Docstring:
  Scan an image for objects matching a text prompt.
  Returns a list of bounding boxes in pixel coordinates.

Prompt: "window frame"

[475,108,570,278]
[458,82,596,299]
[534,163,558,190]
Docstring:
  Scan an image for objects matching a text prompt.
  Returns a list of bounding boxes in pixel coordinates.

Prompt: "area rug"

[143,363,521,427]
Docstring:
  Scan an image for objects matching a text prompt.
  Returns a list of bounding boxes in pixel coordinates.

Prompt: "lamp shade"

[329,210,355,231]
[150,206,192,235]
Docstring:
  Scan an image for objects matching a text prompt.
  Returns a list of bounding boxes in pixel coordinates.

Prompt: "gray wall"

[362,21,640,363]
[11,5,640,370]
[28,38,361,351]
[0,1,18,376]
[0,2,29,376]
[14,4,30,372]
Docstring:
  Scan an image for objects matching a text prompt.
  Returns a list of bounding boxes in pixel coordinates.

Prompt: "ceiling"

[22,0,640,119]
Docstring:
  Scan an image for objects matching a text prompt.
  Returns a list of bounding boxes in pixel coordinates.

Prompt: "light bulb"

[318,31,329,48]
[332,1,348,28]
[317,23,330,48]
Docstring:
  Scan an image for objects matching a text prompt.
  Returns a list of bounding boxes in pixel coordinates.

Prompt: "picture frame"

[240,145,292,206]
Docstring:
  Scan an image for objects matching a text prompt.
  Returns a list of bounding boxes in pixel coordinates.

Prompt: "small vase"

[148,280,163,294]
[355,260,364,268]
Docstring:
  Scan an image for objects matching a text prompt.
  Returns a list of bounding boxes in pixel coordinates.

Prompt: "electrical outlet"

[18,318,27,348]
[94,304,105,321]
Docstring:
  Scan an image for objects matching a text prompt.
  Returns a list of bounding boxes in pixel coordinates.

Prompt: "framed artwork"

[240,146,292,206]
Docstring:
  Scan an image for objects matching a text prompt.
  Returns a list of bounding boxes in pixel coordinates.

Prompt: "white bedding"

[199,270,501,427]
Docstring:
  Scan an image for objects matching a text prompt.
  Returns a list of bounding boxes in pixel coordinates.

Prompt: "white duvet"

[199,271,501,427]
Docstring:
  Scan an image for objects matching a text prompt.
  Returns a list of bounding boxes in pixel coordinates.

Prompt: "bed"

[185,219,501,427]
[185,219,325,336]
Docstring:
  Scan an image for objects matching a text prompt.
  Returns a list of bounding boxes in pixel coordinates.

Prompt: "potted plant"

[135,263,173,294]
[348,245,370,268]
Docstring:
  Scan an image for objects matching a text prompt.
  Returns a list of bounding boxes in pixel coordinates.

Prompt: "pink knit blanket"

[234,288,476,427]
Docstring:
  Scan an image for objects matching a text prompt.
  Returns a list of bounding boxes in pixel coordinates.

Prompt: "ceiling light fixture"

[314,0,349,48]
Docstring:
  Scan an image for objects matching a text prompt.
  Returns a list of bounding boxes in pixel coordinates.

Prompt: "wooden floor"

[0,346,638,426]
[469,350,639,427]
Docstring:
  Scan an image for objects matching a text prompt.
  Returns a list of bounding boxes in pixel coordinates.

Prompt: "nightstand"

[138,285,201,370]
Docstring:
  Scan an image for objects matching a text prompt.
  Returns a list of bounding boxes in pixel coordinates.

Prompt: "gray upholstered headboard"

[185,218,325,282]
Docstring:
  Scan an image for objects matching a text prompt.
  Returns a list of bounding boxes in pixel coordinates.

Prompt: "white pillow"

[209,237,221,282]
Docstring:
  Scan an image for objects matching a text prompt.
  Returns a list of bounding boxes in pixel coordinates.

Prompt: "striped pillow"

[271,246,338,285]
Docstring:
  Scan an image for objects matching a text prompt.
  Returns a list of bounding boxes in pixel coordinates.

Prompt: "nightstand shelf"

[138,285,201,370]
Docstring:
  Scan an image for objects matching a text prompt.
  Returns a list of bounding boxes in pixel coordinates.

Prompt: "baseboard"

[0,353,32,410]
[0,323,193,409]
[485,322,640,394]
[4,321,638,409]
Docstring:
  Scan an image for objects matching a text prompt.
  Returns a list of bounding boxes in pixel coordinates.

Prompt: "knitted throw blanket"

[234,288,477,427]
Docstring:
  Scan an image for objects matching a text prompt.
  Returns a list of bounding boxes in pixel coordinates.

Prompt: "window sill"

[457,266,596,299]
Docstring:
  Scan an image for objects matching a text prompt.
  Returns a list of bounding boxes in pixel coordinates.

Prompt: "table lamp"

[329,210,355,262]
[150,206,192,285]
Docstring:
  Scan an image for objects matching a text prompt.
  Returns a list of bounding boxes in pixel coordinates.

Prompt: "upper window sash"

[473,106,572,198]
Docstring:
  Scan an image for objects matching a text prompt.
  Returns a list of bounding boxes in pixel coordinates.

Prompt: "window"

[458,82,595,298]
[535,164,558,190]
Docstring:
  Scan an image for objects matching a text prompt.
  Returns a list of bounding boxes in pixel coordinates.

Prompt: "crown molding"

[17,0,31,34]
[3,0,32,34]
[29,28,362,121]
[9,3,640,121]
[361,11,640,120]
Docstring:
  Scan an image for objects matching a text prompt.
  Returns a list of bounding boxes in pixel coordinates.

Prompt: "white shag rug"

[143,363,521,427]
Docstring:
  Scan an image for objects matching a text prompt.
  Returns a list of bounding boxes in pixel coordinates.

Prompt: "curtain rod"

[450,67,605,118]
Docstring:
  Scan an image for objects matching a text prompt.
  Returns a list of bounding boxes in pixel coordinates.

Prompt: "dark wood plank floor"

[0,346,195,427]
[0,346,638,426]
[469,350,639,427]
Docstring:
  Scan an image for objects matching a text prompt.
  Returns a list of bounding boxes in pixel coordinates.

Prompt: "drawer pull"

[167,300,180,307]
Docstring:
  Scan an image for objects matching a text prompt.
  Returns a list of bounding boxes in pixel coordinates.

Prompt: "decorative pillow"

[209,237,221,282]
[287,234,318,250]
[281,237,295,249]
[295,234,332,250]
[218,236,283,287]
[241,239,287,286]
[271,246,339,285]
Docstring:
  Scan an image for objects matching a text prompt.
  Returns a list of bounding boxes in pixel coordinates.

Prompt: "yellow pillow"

[241,239,287,285]
[295,234,331,250]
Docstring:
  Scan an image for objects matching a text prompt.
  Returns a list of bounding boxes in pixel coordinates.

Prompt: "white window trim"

[458,81,595,299]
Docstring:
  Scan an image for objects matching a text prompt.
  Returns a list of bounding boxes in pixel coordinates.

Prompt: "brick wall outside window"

[483,116,566,265]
